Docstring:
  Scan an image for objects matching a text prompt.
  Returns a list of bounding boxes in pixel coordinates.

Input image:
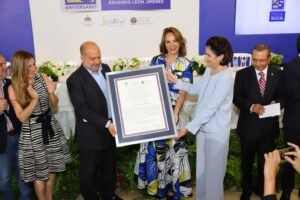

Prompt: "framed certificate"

[106,65,177,147]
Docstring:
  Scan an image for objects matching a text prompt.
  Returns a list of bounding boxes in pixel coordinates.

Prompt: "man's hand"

[252,103,265,115]
[0,96,8,113]
[108,122,116,137]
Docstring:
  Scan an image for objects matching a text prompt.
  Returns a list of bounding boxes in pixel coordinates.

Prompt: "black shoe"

[112,194,124,200]
[240,192,251,200]
[152,194,163,200]
[298,189,300,197]
[166,194,174,200]
[253,189,263,199]
[280,191,290,200]
[254,188,263,198]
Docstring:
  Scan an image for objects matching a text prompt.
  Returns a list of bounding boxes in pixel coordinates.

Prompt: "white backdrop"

[235,0,300,35]
[29,0,199,63]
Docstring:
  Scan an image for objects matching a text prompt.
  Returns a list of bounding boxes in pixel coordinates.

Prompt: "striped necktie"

[258,71,266,97]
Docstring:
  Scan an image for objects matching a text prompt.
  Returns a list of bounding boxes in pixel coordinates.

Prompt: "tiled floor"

[76,188,300,200]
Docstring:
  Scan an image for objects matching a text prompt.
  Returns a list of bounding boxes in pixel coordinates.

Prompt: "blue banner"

[101,0,170,10]
[269,11,285,21]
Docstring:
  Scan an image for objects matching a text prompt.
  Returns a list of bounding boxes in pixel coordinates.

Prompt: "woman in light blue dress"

[166,36,234,200]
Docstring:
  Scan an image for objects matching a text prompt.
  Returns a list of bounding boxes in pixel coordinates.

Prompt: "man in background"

[233,44,282,200]
[280,35,300,200]
[0,54,31,200]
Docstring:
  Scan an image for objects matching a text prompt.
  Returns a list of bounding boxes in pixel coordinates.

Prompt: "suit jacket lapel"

[3,79,10,116]
[263,67,275,100]
[101,67,107,80]
[79,65,106,98]
[3,78,10,100]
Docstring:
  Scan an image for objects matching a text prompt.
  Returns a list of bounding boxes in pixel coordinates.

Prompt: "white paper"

[259,103,281,119]
[116,73,167,136]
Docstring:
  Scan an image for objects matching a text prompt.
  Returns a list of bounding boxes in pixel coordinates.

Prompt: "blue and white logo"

[270,0,285,22]
[270,11,285,21]
[272,0,285,10]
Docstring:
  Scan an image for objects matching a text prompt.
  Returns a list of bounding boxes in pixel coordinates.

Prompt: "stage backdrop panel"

[29,0,199,63]
[235,0,300,35]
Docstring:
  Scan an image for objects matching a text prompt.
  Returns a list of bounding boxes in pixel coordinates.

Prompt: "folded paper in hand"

[259,103,280,119]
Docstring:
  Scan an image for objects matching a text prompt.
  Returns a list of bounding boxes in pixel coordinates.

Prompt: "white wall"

[29,0,199,63]
[235,0,300,35]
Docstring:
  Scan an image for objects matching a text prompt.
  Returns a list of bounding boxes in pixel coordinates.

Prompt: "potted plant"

[270,52,284,69]
[191,55,207,75]
[38,61,64,81]
[112,58,141,71]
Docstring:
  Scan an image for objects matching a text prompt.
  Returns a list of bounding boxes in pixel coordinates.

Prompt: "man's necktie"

[258,71,266,97]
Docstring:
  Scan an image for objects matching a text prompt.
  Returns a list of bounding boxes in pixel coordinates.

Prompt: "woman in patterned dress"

[135,27,193,200]
[8,50,71,200]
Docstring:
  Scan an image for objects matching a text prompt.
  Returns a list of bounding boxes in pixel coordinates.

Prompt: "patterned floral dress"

[135,55,193,199]
[19,73,71,182]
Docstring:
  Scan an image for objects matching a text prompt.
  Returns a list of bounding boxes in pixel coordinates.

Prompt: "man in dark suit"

[67,42,122,200]
[0,54,31,200]
[280,35,300,200]
[233,44,281,200]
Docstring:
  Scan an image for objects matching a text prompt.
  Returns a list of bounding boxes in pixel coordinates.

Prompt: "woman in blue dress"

[135,27,193,199]
[166,36,234,200]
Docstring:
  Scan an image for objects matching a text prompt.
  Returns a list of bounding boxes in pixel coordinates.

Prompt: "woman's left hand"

[166,71,178,83]
[177,126,188,138]
[47,79,57,94]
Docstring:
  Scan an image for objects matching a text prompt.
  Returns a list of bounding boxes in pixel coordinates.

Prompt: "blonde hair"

[11,50,34,107]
